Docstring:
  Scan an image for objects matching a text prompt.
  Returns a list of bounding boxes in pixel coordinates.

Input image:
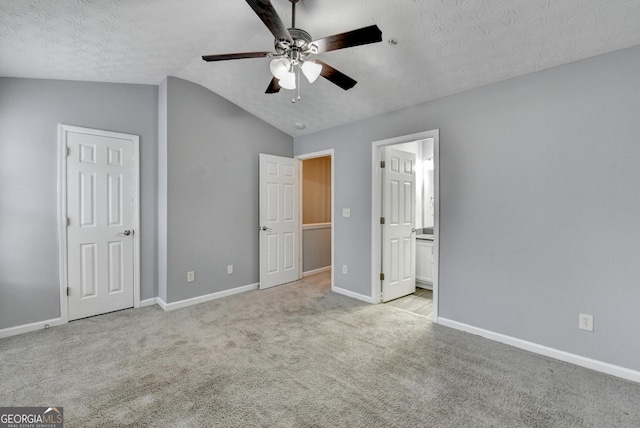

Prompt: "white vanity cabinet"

[416,238,434,287]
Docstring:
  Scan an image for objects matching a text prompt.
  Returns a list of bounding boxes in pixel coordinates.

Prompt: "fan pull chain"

[291,64,295,103]
[297,66,301,101]
[292,66,301,103]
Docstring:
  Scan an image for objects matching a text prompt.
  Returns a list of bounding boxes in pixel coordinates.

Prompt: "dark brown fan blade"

[316,60,357,90]
[202,52,272,62]
[312,25,382,53]
[246,0,292,43]
[265,77,281,94]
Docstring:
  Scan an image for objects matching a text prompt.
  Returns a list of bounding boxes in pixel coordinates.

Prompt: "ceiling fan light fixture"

[301,60,322,83]
[202,0,382,99]
[270,58,291,80]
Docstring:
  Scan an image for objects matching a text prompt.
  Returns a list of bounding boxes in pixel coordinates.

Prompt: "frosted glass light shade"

[278,72,296,90]
[270,58,291,80]
[301,60,322,83]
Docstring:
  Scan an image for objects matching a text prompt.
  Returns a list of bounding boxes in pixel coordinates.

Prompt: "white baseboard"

[303,266,331,277]
[2,284,259,337]
[332,286,375,304]
[438,317,640,384]
[416,282,433,290]
[0,317,66,339]
[158,283,259,311]
[139,297,159,308]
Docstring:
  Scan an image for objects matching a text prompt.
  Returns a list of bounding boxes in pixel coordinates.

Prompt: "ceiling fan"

[202,0,382,102]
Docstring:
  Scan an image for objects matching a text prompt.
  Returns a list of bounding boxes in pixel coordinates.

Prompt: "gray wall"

[0,78,158,329]
[162,77,292,303]
[303,227,331,273]
[294,46,640,372]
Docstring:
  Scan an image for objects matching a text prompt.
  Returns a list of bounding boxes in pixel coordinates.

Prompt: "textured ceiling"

[2,0,640,137]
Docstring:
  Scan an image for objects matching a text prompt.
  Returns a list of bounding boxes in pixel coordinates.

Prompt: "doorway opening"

[371,130,439,322]
[296,150,334,290]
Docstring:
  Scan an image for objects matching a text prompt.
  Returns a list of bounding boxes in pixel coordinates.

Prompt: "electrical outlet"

[187,271,195,282]
[227,264,233,275]
[579,313,593,332]
[342,265,348,274]
[342,208,351,218]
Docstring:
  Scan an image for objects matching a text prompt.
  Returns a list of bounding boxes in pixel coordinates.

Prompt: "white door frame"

[57,124,141,324]
[296,149,335,291]
[371,130,440,322]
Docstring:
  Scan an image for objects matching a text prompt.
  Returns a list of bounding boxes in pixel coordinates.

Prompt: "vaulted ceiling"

[2,0,640,136]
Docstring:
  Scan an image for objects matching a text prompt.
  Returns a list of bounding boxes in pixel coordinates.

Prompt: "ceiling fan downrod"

[290,0,298,28]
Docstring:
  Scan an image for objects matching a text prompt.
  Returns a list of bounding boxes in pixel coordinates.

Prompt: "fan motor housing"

[275,27,315,55]
[289,28,312,44]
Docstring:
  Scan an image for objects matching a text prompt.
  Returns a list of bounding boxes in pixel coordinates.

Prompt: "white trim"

[0,318,66,339]
[432,131,440,323]
[371,130,440,322]
[132,133,141,309]
[302,222,331,230]
[158,283,259,311]
[297,157,303,281]
[139,298,159,308]
[303,266,332,277]
[295,149,335,296]
[332,286,376,304]
[57,124,141,322]
[439,317,640,384]
[57,125,70,325]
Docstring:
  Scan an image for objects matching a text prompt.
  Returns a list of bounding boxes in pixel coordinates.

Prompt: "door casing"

[371,130,439,321]
[57,124,141,323]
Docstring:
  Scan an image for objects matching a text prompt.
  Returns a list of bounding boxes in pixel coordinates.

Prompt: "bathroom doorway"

[371,130,439,322]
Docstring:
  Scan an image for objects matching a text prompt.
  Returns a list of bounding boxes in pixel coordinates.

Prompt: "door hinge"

[380,273,385,281]
[66,217,70,226]
[380,217,385,224]
[380,161,385,168]
[66,287,70,296]
[66,146,70,156]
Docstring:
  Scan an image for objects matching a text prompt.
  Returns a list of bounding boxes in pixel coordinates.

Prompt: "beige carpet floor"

[1,272,639,427]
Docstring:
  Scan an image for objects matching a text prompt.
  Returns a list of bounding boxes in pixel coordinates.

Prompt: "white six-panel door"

[259,154,300,289]
[381,147,416,302]
[64,126,137,320]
